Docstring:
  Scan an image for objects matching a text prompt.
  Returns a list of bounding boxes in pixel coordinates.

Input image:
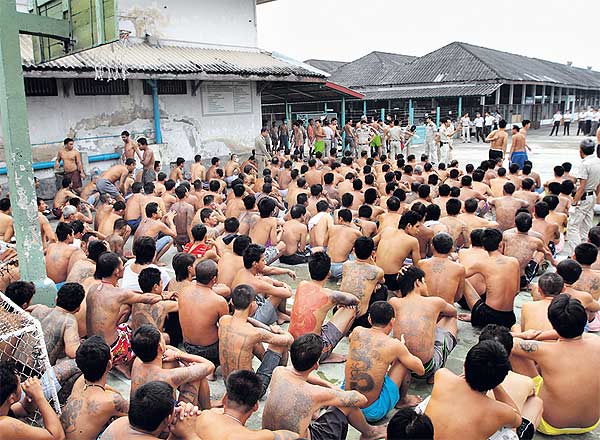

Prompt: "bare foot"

[320,353,347,364]
[458,313,471,322]
[395,394,422,408]
[360,423,387,440]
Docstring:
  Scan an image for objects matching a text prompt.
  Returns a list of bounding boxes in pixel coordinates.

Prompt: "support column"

[495,88,500,106]
[0,0,55,304]
[148,80,163,144]
[457,96,462,117]
[363,100,367,118]
[380,108,385,122]
[557,87,562,107]
[541,85,546,104]
[550,86,555,104]
[409,99,414,125]
[436,106,440,127]
[508,84,514,105]
[521,84,527,104]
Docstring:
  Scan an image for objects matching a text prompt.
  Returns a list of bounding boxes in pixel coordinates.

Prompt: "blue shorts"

[127,217,141,232]
[510,151,528,170]
[55,281,65,290]
[343,375,399,422]
[155,235,172,255]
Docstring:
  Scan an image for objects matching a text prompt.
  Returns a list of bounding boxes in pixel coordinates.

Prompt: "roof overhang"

[361,83,502,100]
[260,81,364,105]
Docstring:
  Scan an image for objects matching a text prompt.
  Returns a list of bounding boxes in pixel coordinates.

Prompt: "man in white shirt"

[388,119,404,159]
[323,120,334,159]
[563,110,572,135]
[585,108,593,135]
[438,118,455,165]
[425,116,439,163]
[576,109,586,135]
[474,113,485,142]
[460,113,471,143]
[484,112,495,138]
[550,111,562,136]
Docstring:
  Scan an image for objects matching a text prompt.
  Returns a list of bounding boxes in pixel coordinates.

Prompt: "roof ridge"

[455,42,503,80]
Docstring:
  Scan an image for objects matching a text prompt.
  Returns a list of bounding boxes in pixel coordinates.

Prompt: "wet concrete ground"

[106,129,600,439]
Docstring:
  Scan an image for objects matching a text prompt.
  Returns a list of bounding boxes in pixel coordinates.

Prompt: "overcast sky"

[257,0,600,72]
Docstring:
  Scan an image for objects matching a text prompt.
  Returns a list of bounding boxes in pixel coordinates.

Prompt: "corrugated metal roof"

[380,42,600,88]
[21,37,325,80]
[362,83,501,100]
[327,51,416,88]
[304,59,348,74]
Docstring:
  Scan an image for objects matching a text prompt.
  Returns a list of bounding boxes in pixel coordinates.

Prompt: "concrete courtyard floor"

[105,129,600,439]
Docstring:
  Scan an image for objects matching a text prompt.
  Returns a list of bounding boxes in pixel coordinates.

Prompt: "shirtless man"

[418,233,465,305]
[169,157,185,182]
[137,138,155,186]
[223,154,241,185]
[262,334,387,440]
[161,180,177,212]
[486,119,509,161]
[101,381,201,440]
[45,222,78,287]
[439,198,469,248]
[130,325,214,408]
[279,204,309,265]
[86,252,161,377]
[55,137,85,192]
[38,198,56,249]
[131,267,179,336]
[503,212,555,288]
[167,252,195,292]
[461,228,521,328]
[489,182,528,231]
[325,209,362,280]
[572,243,600,329]
[345,302,424,421]
[249,198,285,265]
[519,273,563,333]
[374,210,421,296]
[389,266,457,382]
[512,295,600,435]
[489,167,510,198]
[196,370,299,440]
[134,203,177,262]
[340,237,385,329]
[171,186,195,252]
[190,155,206,182]
[305,158,323,187]
[53,177,78,218]
[98,200,128,239]
[120,130,141,162]
[231,244,292,325]
[457,198,498,236]
[206,157,221,182]
[288,252,358,363]
[513,178,539,211]
[0,365,65,440]
[508,124,530,170]
[60,336,129,440]
[225,184,245,218]
[556,259,600,321]
[29,283,84,365]
[179,260,229,371]
[96,159,136,202]
[309,200,333,249]
[425,340,522,439]
[218,285,293,396]
[531,201,560,256]
[0,198,14,242]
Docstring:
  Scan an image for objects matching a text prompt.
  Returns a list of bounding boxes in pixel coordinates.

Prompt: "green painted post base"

[33,278,57,306]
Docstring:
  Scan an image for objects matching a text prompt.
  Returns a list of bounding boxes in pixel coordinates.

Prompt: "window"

[74,78,129,96]
[24,78,58,96]
[143,80,187,95]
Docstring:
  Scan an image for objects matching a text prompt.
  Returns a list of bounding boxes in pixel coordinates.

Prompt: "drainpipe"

[148,80,163,144]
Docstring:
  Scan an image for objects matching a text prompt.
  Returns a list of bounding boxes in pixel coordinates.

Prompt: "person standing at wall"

[278,120,290,154]
[269,122,279,152]
[591,107,600,138]
[254,128,272,173]
[438,118,455,165]
[576,108,586,135]
[55,137,85,192]
[549,110,562,136]
[460,113,471,143]
[474,112,485,142]
[343,119,356,156]
[585,107,593,135]
[565,139,600,255]
[563,109,572,135]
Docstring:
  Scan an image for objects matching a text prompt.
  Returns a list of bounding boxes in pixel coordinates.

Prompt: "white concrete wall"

[119,0,258,47]
[0,79,262,166]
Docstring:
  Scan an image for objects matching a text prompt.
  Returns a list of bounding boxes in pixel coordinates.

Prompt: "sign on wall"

[201,82,253,116]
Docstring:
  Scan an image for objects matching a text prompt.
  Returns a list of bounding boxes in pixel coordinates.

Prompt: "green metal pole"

[436,106,441,127]
[409,99,414,125]
[458,96,463,118]
[363,100,367,118]
[380,108,385,121]
[0,0,55,304]
[341,96,346,145]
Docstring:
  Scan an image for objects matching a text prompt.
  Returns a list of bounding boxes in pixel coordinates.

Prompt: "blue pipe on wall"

[149,80,163,144]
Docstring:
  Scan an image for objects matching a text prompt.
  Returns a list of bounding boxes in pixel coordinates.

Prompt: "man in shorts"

[96,159,137,202]
[390,266,457,381]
